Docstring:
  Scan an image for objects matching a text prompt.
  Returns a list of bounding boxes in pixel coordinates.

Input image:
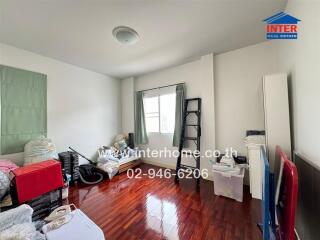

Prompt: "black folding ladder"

[175,98,201,186]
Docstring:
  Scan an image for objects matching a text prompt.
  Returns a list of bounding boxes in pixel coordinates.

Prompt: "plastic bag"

[24,136,58,165]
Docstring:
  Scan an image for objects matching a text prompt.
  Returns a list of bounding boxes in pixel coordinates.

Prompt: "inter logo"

[263,12,301,40]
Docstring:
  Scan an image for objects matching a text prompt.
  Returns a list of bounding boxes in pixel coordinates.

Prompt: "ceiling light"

[112,26,139,45]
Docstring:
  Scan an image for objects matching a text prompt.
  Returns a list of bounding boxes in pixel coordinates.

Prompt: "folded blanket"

[0,205,33,232]
[0,205,45,240]
[0,223,45,240]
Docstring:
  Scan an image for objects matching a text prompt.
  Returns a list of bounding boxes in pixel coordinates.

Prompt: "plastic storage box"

[28,189,62,221]
[212,168,245,202]
[58,151,79,185]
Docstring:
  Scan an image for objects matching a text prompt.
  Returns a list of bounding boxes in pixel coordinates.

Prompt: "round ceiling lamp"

[112,26,139,45]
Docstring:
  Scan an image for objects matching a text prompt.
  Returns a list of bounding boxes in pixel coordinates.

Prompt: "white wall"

[0,43,121,165]
[215,41,279,156]
[132,44,279,180]
[121,77,135,133]
[134,54,215,179]
[276,0,320,167]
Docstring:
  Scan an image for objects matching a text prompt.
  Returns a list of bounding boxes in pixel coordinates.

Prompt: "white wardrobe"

[263,73,292,171]
[247,73,292,200]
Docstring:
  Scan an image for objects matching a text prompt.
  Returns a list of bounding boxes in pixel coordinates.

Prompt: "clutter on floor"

[10,160,63,204]
[96,157,119,179]
[54,133,139,185]
[102,133,140,159]
[27,189,62,221]
[67,147,106,184]
[9,159,64,220]
[0,133,139,239]
[24,136,58,165]
[0,204,45,240]
[78,164,105,184]
[211,155,247,202]
[0,133,137,239]
[98,133,141,174]
[0,202,104,240]
[0,137,63,214]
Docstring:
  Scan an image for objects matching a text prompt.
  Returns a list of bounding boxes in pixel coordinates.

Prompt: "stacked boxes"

[10,188,62,221]
[29,189,62,221]
[10,160,64,220]
[58,151,79,185]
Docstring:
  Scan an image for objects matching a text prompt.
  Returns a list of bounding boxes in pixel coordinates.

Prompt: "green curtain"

[0,65,47,154]
[134,91,148,145]
[172,84,185,147]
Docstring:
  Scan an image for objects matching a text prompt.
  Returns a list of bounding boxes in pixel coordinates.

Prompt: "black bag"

[79,164,104,185]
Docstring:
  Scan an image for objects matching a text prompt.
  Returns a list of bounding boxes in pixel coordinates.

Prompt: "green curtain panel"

[134,91,148,145]
[172,84,185,147]
[0,65,47,154]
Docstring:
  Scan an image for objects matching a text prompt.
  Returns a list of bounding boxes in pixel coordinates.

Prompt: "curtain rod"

[136,82,185,93]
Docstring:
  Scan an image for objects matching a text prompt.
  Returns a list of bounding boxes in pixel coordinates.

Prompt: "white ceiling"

[0,0,287,79]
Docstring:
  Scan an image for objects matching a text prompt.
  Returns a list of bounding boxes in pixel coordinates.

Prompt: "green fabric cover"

[0,65,47,154]
[172,84,185,147]
[134,91,148,145]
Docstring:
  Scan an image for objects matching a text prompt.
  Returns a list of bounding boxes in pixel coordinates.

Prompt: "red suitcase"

[11,159,64,204]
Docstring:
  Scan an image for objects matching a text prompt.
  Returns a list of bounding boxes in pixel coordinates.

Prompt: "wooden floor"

[68,164,262,240]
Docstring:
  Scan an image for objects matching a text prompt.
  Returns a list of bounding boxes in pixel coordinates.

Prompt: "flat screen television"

[294,152,320,240]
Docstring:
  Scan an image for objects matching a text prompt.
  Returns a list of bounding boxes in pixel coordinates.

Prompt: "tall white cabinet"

[263,73,292,171]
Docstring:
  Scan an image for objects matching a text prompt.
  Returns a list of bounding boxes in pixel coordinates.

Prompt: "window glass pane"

[146,116,159,133]
[160,93,176,134]
[144,96,159,114]
[144,96,159,133]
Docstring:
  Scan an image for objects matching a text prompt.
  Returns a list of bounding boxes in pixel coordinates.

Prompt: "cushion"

[114,140,127,151]
[0,159,18,174]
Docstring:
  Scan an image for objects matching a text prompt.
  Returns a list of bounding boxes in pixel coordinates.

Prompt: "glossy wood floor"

[68,164,262,240]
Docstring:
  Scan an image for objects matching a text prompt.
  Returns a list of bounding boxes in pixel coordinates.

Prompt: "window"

[159,93,176,133]
[143,87,176,134]
[144,96,159,133]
